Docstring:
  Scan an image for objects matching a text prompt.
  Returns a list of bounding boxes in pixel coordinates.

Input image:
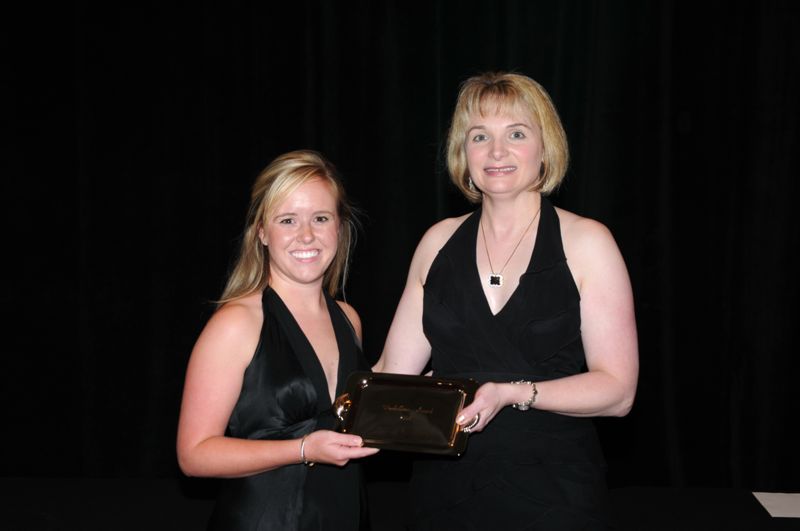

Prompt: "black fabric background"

[3,1,798,491]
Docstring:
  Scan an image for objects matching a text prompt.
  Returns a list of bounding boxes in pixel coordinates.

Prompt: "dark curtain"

[4,0,798,491]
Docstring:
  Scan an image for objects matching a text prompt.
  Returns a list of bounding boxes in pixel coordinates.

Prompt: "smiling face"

[465,104,544,198]
[259,178,339,290]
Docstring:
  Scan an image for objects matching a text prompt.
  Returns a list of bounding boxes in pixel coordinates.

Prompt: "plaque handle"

[333,393,352,422]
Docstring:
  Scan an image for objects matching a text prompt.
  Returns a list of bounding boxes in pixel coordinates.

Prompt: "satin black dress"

[207,288,369,531]
[413,197,613,530]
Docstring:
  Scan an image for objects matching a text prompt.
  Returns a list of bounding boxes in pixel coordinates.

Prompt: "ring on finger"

[463,412,480,433]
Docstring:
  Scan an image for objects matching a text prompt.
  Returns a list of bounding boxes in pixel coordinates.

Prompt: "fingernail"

[456,415,465,423]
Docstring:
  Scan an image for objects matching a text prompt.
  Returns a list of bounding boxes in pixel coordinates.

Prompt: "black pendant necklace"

[480,207,541,288]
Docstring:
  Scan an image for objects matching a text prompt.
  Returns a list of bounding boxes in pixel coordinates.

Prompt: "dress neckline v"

[263,288,344,406]
[473,204,544,317]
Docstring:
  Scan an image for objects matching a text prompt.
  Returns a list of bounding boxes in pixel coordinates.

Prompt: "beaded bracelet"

[511,380,538,411]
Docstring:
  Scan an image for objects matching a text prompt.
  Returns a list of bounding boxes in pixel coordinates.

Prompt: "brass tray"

[334,371,478,456]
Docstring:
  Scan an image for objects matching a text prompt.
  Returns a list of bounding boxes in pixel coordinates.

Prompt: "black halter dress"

[412,197,612,530]
[207,288,369,531]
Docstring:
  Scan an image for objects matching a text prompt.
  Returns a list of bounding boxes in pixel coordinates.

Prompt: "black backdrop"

[4,1,799,492]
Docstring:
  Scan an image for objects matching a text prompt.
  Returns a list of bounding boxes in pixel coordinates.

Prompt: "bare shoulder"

[195,291,263,365]
[555,207,625,289]
[417,213,471,254]
[212,292,263,332]
[410,213,473,282]
[335,300,362,340]
[555,207,616,250]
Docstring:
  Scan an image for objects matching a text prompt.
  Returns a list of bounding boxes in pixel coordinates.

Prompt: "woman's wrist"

[509,380,538,410]
[299,434,315,467]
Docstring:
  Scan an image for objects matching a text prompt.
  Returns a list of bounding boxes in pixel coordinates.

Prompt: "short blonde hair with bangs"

[446,72,569,203]
[219,150,356,303]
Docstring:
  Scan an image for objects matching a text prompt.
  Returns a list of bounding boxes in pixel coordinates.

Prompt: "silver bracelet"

[300,434,315,467]
[511,380,537,411]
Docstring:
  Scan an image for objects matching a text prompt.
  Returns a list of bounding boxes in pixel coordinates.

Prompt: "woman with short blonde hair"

[375,72,638,529]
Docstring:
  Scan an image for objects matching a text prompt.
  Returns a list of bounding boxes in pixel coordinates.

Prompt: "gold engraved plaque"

[334,371,478,456]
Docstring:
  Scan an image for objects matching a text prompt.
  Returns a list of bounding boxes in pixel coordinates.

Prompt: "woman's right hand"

[300,430,379,467]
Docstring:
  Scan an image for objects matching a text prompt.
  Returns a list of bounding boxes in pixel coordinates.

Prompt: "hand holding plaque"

[333,371,478,456]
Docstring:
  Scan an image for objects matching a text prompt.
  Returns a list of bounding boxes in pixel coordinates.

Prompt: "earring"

[468,177,476,192]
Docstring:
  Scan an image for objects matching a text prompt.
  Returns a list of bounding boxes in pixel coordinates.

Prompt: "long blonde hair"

[219,150,357,303]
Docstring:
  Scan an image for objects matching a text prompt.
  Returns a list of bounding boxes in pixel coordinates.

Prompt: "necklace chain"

[480,206,541,287]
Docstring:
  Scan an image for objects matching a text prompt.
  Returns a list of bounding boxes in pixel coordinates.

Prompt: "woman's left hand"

[455,382,509,434]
